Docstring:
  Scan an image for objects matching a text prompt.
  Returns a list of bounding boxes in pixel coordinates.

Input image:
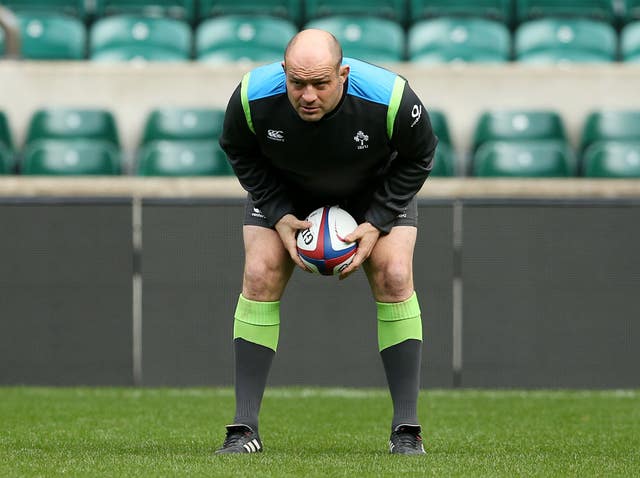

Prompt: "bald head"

[284,29,343,68]
[281,29,350,122]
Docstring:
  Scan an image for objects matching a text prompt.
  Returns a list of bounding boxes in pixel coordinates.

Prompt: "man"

[216,29,438,455]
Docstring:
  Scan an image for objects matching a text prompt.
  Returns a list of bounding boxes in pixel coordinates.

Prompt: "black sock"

[380,339,422,431]
[232,338,275,434]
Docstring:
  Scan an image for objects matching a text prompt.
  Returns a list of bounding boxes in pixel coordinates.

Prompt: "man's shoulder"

[344,57,404,107]
[245,62,286,102]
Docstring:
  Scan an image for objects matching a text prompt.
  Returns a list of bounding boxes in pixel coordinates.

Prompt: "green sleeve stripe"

[241,72,255,135]
[386,76,406,140]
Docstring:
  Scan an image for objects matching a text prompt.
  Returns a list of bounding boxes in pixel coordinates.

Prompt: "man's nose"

[301,86,317,103]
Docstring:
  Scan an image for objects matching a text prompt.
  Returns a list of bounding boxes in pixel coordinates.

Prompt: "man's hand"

[338,222,380,280]
[275,213,313,271]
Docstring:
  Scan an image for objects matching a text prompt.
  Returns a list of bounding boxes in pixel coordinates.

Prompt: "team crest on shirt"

[354,130,369,150]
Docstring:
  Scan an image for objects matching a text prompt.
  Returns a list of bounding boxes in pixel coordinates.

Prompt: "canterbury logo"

[267,129,284,141]
[243,439,261,452]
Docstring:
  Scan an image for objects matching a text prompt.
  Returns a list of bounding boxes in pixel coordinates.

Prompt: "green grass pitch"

[1,387,639,477]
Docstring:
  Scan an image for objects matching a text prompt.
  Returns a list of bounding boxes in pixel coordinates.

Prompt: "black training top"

[219,57,438,233]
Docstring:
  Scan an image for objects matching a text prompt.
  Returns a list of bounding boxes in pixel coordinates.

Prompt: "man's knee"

[243,256,292,300]
[369,258,414,301]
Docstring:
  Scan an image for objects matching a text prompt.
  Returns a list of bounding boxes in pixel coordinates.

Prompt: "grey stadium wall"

[0,178,639,388]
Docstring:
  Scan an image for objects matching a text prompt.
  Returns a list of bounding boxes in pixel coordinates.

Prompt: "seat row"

[2,12,640,63]
[2,0,640,27]
[1,107,640,178]
[0,108,233,176]
[434,109,640,177]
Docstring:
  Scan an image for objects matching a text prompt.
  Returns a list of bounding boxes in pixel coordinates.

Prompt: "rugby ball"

[296,206,358,275]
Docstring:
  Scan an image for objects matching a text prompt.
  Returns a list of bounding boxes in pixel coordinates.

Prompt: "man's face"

[283,60,349,122]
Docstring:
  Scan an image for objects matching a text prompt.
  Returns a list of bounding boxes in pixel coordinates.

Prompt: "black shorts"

[244,195,418,229]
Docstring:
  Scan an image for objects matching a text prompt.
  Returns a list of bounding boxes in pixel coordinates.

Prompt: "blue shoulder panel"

[344,57,398,106]
[246,61,286,101]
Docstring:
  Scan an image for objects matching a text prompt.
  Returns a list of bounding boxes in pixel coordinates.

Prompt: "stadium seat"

[472,141,576,177]
[428,109,452,146]
[10,13,86,60]
[25,108,120,146]
[195,15,296,64]
[515,0,617,24]
[430,142,456,176]
[409,0,513,25]
[0,143,15,174]
[199,0,302,25]
[304,0,406,23]
[0,111,13,151]
[97,1,196,23]
[21,140,121,175]
[472,109,567,152]
[0,0,89,20]
[582,141,640,177]
[90,15,192,62]
[580,110,640,152]
[623,0,640,23]
[137,140,233,176]
[141,107,226,144]
[304,16,405,62]
[515,18,617,63]
[621,21,640,62]
[408,17,510,64]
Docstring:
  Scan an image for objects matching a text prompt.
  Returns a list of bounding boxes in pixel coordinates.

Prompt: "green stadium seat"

[0,111,13,151]
[0,1,89,20]
[408,17,510,64]
[582,141,640,177]
[580,110,640,152]
[21,140,121,175]
[515,0,617,24]
[304,16,405,62]
[137,140,233,176]
[199,0,302,25]
[621,21,640,62]
[0,144,15,174]
[97,1,196,23]
[409,0,513,25]
[25,108,119,146]
[90,15,191,62]
[304,0,406,23]
[515,18,617,63]
[141,108,226,144]
[428,109,452,146]
[430,142,456,176]
[473,109,567,152]
[623,0,640,23]
[472,141,576,177]
[195,15,296,64]
[12,13,86,60]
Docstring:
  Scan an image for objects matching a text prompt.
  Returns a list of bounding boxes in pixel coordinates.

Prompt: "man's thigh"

[364,226,418,302]
[242,225,294,300]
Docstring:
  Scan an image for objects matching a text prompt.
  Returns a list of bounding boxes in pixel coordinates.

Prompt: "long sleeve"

[219,84,294,227]
[364,84,438,233]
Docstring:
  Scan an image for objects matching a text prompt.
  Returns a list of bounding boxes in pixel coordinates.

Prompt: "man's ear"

[339,64,350,83]
[281,61,286,71]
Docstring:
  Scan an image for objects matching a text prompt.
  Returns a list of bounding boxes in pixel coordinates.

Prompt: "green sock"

[377,293,423,430]
[231,294,281,432]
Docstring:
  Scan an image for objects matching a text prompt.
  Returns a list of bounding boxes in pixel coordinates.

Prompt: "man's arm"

[219,84,294,228]
[364,84,438,234]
